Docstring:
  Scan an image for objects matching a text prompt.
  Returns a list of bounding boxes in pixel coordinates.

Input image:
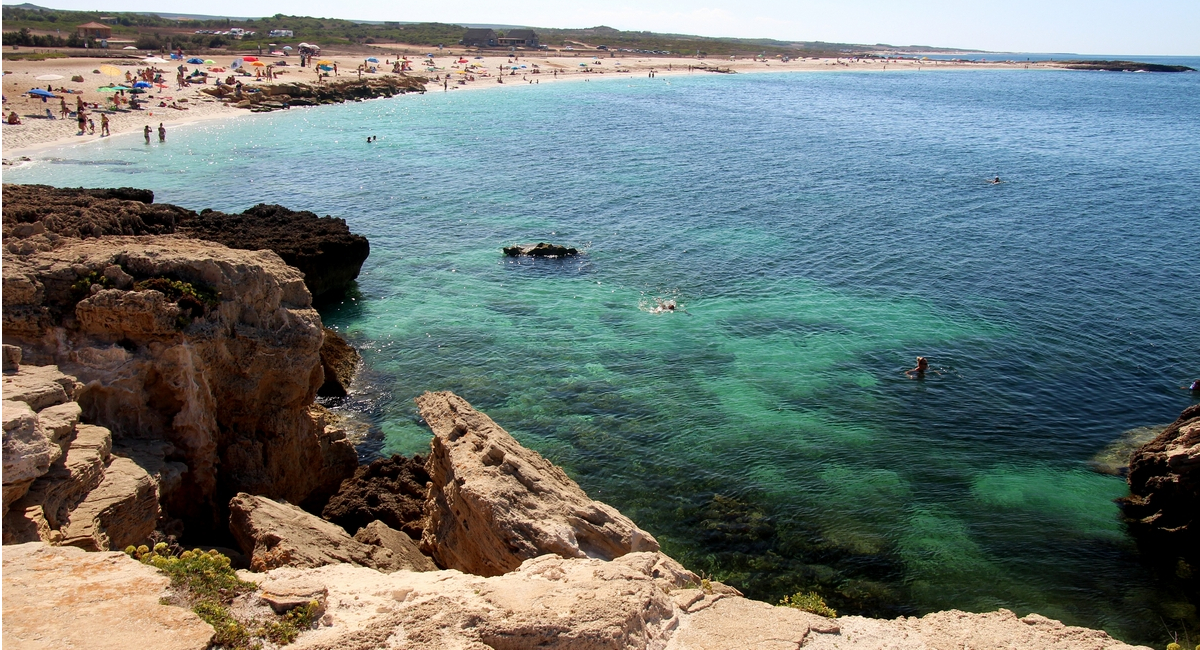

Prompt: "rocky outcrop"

[2,363,80,513]
[321,454,429,541]
[417,391,660,576]
[503,242,580,257]
[177,204,370,301]
[1121,403,1200,563]
[1060,60,1196,72]
[2,236,357,537]
[2,542,214,650]
[229,492,418,573]
[353,520,437,572]
[200,76,427,112]
[4,363,162,551]
[318,327,360,397]
[2,184,371,300]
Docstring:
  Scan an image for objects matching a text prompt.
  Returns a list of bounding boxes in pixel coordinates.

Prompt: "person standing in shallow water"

[144,125,151,144]
[158,123,166,143]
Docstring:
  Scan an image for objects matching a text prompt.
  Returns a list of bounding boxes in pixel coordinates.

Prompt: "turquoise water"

[6,67,1199,643]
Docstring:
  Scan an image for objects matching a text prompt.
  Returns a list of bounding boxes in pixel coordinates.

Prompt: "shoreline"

[4,53,1061,159]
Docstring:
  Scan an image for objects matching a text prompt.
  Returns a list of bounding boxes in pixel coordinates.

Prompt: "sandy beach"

[3,48,1048,158]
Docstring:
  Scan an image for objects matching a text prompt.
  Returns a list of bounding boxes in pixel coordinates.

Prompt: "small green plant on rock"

[132,277,221,326]
[779,591,837,618]
[124,544,313,648]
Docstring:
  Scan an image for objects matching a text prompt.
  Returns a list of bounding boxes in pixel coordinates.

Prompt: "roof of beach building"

[504,29,536,39]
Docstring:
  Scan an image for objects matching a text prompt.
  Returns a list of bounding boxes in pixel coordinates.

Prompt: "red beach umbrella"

[242,56,259,62]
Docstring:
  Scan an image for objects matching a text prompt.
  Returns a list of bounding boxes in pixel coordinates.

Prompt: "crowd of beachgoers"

[3,47,1045,157]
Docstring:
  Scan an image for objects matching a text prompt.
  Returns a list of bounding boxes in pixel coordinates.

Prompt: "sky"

[11,0,1200,55]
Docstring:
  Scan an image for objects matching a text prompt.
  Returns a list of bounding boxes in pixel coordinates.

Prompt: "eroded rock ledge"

[1121,403,1200,566]
[2,184,370,301]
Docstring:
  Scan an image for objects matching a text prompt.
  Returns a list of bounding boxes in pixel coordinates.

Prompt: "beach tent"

[35,74,64,81]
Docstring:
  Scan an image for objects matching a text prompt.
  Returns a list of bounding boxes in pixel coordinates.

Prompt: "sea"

[5,62,1199,644]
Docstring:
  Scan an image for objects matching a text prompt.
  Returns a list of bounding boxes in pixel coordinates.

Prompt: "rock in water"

[503,242,579,257]
[1121,403,1200,564]
[416,391,659,576]
[318,327,360,397]
[2,542,214,650]
[321,454,429,541]
[229,492,409,573]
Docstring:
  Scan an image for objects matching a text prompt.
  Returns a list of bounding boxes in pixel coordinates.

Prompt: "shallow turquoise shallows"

[7,66,1200,644]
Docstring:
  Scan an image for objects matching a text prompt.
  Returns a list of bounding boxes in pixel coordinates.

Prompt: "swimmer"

[650,298,678,314]
[989,176,1002,184]
[905,356,929,377]
[1185,379,1200,392]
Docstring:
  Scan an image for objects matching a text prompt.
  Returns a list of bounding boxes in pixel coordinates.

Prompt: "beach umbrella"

[204,59,215,65]
[316,60,332,65]
[243,56,259,62]
[231,58,244,68]
[187,57,205,64]
[35,74,64,81]
[27,88,58,98]
[133,81,152,88]
[366,57,379,63]
[249,61,265,67]
[318,64,333,71]
[129,88,146,94]
[143,56,168,64]
[123,46,138,50]
[282,46,293,51]
[99,64,123,77]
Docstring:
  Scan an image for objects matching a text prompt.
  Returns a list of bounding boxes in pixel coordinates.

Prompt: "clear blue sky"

[13,0,1200,55]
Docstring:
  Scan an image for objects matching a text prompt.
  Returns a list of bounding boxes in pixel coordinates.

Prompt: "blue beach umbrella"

[187,57,205,64]
[27,88,58,98]
[366,57,379,63]
[133,81,152,88]
[318,64,333,71]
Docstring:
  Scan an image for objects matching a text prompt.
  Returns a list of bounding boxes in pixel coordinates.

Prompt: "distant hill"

[0,3,984,57]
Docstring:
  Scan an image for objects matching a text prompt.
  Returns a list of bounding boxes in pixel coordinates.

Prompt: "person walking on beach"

[144,124,152,144]
[100,114,110,136]
[158,123,166,143]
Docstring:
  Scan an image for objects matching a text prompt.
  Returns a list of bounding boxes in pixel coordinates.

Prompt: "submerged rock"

[1121,403,1200,564]
[1089,424,1166,476]
[417,391,660,576]
[503,242,579,257]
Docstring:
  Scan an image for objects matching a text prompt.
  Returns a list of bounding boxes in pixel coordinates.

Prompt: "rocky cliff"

[1121,403,1200,566]
[199,76,427,112]
[2,184,370,301]
[1,235,357,538]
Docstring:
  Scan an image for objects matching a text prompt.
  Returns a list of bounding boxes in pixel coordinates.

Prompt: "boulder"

[3,236,357,535]
[228,492,408,573]
[2,542,214,650]
[2,343,21,371]
[2,363,83,514]
[58,456,160,551]
[354,520,437,572]
[318,327,360,397]
[2,400,53,511]
[1121,403,1200,564]
[416,391,659,576]
[503,242,579,257]
[321,454,429,541]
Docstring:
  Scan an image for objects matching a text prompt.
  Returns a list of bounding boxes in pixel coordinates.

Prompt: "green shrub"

[779,591,837,618]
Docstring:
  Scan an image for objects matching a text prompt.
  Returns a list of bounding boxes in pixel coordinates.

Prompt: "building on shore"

[461,28,497,48]
[76,22,112,39]
[497,29,538,48]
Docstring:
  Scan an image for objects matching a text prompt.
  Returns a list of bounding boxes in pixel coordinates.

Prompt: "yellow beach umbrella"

[99,64,122,77]
[316,60,333,66]
[250,61,266,67]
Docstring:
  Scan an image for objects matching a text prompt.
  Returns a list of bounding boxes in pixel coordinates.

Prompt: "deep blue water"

[6,67,1199,644]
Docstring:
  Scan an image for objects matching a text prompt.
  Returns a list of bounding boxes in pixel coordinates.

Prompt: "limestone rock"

[1,364,78,411]
[354,520,437,572]
[666,596,837,649]
[2,400,52,511]
[503,242,579,257]
[321,454,429,541]
[2,542,214,650]
[258,573,330,615]
[2,343,21,371]
[229,493,407,573]
[36,400,82,447]
[417,391,659,577]
[1121,403,1200,564]
[59,456,160,551]
[318,327,360,397]
[800,608,1149,650]
[3,235,357,535]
